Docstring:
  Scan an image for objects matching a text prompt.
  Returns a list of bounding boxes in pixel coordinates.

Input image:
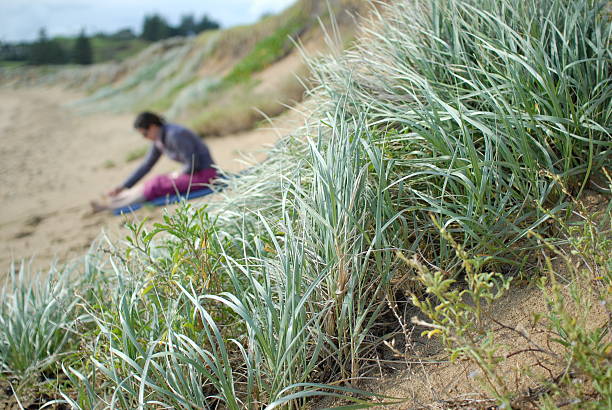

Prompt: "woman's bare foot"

[90,199,109,213]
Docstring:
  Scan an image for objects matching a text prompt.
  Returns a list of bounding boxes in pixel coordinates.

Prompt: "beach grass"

[1,0,610,407]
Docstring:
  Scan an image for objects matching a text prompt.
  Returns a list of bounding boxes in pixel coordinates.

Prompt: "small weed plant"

[408,196,611,407]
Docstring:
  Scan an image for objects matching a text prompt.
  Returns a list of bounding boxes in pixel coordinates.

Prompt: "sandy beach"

[0,87,290,274]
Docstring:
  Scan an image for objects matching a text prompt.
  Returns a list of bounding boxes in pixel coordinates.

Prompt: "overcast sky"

[0,0,296,42]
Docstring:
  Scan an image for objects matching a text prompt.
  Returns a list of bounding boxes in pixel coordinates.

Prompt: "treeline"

[26,29,92,65]
[142,14,220,41]
[1,29,98,66]
[0,13,220,66]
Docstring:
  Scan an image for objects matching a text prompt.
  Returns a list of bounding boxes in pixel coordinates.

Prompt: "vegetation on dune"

[1,0,611,408]
[188,71,309,136]
[88,37,150,64]
[224,14,308,85]
[313,0,611,272]
[408,194,611,407]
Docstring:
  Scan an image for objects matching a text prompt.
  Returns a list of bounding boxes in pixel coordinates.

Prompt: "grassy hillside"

[1,0,610,408]
[55,35,151,64]
[0,0,370,137]
[90,37,151,63]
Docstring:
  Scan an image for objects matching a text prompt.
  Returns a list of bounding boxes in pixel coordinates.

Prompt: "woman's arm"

[121,144,162,189]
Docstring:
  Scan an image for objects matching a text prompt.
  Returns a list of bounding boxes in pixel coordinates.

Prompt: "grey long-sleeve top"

[122,123,215,189]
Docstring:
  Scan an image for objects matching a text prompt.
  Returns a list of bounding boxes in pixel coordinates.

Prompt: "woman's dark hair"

[134,111,165,129]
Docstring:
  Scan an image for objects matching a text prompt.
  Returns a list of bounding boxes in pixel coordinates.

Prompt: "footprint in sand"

[13,230,33,239]
[25,215,44,227]
[12,215,45,239]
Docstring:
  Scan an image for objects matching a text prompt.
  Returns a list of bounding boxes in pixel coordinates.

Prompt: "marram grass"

[1,0,610,407]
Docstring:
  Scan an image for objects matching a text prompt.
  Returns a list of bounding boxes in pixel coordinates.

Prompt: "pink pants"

[143,168,217,201]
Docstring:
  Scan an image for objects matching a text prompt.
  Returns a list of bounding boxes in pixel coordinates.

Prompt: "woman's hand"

[108,186,125,197]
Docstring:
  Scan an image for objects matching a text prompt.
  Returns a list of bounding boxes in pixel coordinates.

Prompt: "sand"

[0,86,294,275]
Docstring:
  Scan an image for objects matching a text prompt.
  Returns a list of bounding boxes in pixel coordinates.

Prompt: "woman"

[91,111,217,212]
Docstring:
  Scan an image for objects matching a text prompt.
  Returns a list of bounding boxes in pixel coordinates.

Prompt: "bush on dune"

[1,0,610,408]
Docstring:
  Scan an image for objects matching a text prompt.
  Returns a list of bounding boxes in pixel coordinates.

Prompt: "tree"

[0,42,28,61]
[177,14,197,36]
[196,14,220,33]
[110,28,136,41]
[29,28,67,65]
[141,14,170,41]
[72,29,93,65]
[140,13,220,42]
[29,29,48,65]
